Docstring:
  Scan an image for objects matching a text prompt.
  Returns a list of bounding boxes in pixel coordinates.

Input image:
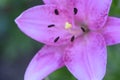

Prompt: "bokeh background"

[0,0,120,80]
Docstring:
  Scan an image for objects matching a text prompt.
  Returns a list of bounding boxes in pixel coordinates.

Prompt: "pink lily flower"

[15,0,120,80]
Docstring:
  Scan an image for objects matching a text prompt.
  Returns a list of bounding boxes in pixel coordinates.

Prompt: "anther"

[74,8,78,15]
[71,36,75,42]
[54,9,59,15]
[54,36,60,42]
[81,27,85,32]
[48,24,55,28]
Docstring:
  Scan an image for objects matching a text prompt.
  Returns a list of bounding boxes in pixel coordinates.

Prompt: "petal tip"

[15,18,18,25]
[15,14,22,25]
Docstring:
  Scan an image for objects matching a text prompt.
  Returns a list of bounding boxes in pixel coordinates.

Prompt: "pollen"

[65,22,72,29]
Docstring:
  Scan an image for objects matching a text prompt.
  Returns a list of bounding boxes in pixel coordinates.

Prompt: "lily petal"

[43,0,74,9]
[24,45,64,80]
[101,17,120,46]
[64,32,107,80]
[75,0,112,30]
[15,5,73,45]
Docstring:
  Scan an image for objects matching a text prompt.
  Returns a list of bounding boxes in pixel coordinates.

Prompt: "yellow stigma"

[65,22,72,29]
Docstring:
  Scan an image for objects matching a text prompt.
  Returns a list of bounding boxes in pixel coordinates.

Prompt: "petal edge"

[101,17,120,46]
[24,45,64,80]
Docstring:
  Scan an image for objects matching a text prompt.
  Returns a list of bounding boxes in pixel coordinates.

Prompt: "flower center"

[63,21,90,42]
[64,21,88,35]
[65,22,72,29]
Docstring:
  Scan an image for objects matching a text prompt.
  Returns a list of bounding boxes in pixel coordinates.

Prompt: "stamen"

[54,36,60,42]
[48,24,55,28]
[54,9,59,15]
[81,27,85,32]
[65,22,72,29]
[71,36,75,42]
[74,8,78,15]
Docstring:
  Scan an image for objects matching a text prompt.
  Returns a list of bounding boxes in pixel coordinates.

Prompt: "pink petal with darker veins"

[15,5,73,45]
[74,0,112,30]
[64,32,107,80]
[101,17,120,46]
[43,0,74,9]
[24,45,64,80]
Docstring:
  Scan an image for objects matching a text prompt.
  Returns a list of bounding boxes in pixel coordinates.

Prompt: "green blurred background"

[0,0,120,80]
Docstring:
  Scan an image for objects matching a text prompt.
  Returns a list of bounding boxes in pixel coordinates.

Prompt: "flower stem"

[43,77,50,80]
